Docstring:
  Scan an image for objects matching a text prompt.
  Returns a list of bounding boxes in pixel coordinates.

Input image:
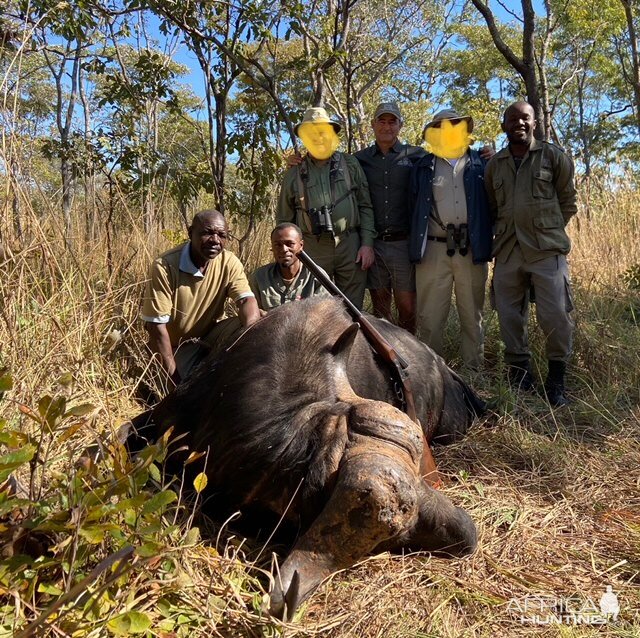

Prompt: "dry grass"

[0,183,639,636]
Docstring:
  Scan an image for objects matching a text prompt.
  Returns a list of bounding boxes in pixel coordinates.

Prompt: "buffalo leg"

[269,446,420,620]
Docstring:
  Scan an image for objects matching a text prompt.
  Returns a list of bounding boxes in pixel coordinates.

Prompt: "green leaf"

[107,610,152,635]
[79,526,105,544]
[140,490,176,516]
[38,395,67,429]
[148,463,161,482]
[135,541,163,557]
[57,372,73,387]
[64,403,95,417]
[193,472,207,493]
[37,582,64,595]
[0,374,12,393]
[183,526,200,545]
[0,430,29,447]
[0,446,36,482]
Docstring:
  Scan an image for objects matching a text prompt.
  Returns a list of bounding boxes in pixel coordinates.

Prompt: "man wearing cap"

[409,109,493,370]
[277,107,376,310]
[485,101,577,406]
[354,102,425,332]
[141,209,261,387]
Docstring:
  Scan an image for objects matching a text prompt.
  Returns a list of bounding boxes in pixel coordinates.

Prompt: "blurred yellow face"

[424,119,472,159]
[298,122,340,160]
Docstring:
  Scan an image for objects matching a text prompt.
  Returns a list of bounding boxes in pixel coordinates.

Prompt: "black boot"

[544,360,570,407]
[507,360,535,392]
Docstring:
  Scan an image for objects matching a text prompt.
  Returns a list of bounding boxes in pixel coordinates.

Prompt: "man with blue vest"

[409,109,493,369]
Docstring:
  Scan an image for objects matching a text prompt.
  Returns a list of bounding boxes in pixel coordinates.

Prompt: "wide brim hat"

[424,108,474,133]
[294,107,342,136]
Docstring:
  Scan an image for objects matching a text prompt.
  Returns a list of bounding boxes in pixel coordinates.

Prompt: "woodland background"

[0,1,639,637]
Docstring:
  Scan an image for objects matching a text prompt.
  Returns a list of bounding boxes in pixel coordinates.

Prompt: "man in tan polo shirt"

[141,209,261,386]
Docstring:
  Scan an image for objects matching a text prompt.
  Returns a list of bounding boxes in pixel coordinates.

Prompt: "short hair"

[271,222,303,240]
[191,209,226,227]
[502,101,534,123]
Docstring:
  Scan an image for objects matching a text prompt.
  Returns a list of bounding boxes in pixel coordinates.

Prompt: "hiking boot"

[544,360,570,407]
[507,360,535,392]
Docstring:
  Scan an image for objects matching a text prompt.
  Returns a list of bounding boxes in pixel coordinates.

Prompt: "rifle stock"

[297,250,440,486]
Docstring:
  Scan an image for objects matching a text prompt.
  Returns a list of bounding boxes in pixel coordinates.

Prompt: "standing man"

[485,101,577,406]
[141,209,261,386]
[409,109,493,370]
[355,102,425,332]
[249,222,330,311]
[277,107,376,310]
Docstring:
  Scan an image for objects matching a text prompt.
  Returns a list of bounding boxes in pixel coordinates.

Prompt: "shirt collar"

[373,139,403,156]
[179,242,204,278]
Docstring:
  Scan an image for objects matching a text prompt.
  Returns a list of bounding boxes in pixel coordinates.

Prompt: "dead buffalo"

[127,297,482,619]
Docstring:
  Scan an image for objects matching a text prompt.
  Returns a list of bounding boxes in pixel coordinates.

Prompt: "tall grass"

[0,176,639,635]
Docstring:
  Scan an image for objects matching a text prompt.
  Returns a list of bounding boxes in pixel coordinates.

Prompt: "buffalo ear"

[330,323,360,401]
[330,323,360,362]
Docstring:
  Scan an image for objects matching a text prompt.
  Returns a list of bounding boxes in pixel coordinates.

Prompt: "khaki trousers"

[415,241,488,368]
[492,245,574,364]
[303,230,367,309]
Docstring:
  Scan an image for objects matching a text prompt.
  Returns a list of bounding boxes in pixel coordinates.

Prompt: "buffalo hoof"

[269,569,301,621]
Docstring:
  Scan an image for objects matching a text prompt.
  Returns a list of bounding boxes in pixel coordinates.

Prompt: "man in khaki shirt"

[141,209,260,386]
[484,101,577,406]
[409,109,493,369]
[249,223,329,311]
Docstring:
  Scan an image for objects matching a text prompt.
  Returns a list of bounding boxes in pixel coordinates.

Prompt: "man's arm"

[349,157,376,247]
[146,322,180,386]
[483,160,498,223]
[347,155,376,269]
[554,151,578,224]
[236,295,261,326]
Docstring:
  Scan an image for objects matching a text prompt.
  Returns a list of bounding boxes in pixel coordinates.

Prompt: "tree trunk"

[621,0,640,135]
[470,0,547,139]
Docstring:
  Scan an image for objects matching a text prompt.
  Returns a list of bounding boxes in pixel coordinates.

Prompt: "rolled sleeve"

[225,254,254,302]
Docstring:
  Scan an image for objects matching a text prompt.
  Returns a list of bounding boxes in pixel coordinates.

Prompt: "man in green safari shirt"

[249,223,330,311]
[277,107,376,310]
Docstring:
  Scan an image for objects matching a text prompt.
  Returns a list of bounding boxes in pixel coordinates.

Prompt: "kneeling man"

[141,209,260,386]
[250,223,329,311]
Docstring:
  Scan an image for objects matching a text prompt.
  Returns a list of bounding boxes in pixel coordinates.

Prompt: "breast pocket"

[532,169,554,199]
[492,177,505,207]
[432,175,446,202]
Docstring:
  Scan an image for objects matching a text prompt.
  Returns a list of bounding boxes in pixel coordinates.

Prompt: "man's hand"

[355,245,375,270]
[479,144,495,160]
[146,322,181,387]
[286,151,304,168]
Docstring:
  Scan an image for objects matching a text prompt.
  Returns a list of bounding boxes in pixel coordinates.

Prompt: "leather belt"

[380,230,408,242]
[427,235,447,243]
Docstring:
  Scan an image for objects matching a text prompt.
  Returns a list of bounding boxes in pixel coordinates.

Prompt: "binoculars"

[309,205,334,236]
[446,223,469,257]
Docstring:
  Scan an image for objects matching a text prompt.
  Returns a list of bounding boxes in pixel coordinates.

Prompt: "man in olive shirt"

[485,101,577,406]
[277,107,376,310]
[141,209,261,386]
[249,223,329,311]
[355,102,425,332]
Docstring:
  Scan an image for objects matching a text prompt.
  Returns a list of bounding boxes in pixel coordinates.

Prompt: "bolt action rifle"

[297,250,440,487]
